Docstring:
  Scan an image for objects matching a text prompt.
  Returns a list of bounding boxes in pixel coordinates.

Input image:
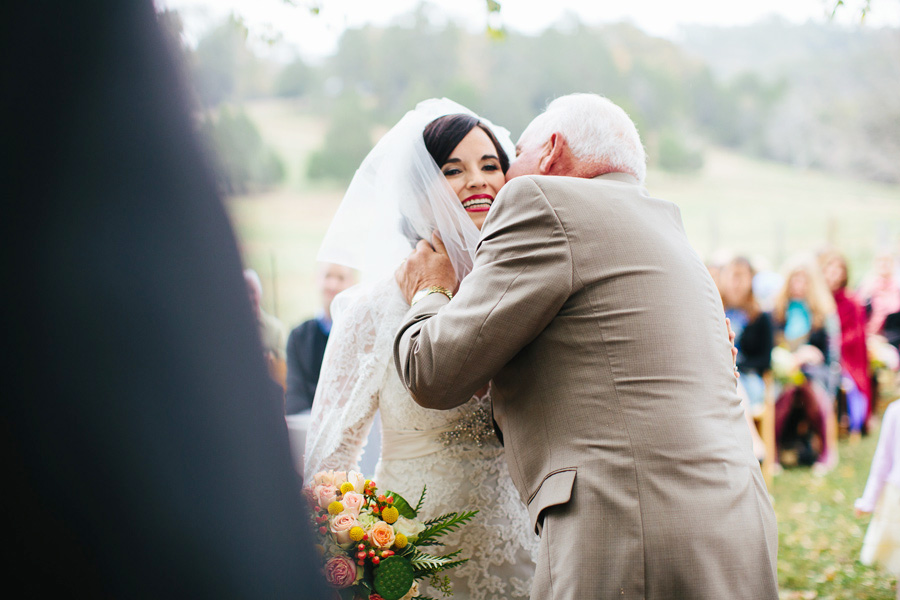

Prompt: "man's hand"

[395,233,459,304]
[726,318,739,380]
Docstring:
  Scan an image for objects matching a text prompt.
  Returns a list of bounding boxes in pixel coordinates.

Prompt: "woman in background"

[821,250,872,438]
[719,256,773,460]
[859,251,900,351]
[772,256,840,471]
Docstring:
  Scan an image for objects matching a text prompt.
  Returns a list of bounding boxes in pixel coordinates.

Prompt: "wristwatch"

[411,285,453,306]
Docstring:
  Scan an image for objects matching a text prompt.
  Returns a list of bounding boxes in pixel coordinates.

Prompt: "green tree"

[657,128,704,172]
[306,92,374,183]
[192,15,270,106]
[275,57,315,98]
[200,106,285,194]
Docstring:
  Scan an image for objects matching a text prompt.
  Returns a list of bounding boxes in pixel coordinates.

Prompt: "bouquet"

[305,470,477,600]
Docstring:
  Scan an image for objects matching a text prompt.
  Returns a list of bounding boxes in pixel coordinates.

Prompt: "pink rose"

[314,484,338,509]
[314,471,335,486]
[367,521,395,550]
[323,555,357,589]
[332,471,348,487]
[341,492,364,516]
[330,512,360,544]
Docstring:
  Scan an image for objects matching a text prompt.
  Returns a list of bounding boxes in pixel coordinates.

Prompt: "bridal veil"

[317,97,515,284]
[304,99,514,480]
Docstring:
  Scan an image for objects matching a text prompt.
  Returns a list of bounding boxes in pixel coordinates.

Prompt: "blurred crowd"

[250,245,900,471]
[709,248,900,471]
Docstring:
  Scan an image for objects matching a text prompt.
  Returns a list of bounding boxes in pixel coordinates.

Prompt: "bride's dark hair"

[400,114,511,248]
[423,114,510,174]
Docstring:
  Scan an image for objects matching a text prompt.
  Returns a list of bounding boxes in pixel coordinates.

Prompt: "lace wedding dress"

[305,277,538,599]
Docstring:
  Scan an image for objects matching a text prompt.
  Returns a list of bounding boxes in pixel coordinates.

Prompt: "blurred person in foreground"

[393,94,777,599]
[2,1,327,597]
[719,256,774,460]
[285,262,355,414]
[771,256,841,471]
[821,250,873,438]
[244,268,287,361]
[854,399,900,589]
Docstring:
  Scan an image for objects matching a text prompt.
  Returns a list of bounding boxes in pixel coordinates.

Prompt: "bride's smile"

[461,193,493,211]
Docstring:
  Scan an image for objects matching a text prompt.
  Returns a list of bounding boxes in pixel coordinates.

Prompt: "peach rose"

[341,492,364,516]
[314,484,338,509]
[330,512,360,544]
[323,555,357,588]
[367,521,396,550]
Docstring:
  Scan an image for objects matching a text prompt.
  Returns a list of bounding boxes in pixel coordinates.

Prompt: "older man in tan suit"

[393,94,778,599]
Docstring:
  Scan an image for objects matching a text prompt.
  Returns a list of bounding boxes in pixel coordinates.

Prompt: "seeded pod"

[373,556,415,600]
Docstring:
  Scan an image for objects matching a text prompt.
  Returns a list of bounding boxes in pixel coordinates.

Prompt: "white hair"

[243,268,262,296]
[519,93,646,183]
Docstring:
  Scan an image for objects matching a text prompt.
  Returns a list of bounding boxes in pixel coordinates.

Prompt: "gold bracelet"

[411,285,453,305]
[427,285,453,301]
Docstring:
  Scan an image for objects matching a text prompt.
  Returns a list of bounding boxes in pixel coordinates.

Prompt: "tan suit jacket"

[394,173,778,599]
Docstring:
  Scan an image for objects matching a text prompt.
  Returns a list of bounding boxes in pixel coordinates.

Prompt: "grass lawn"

[774,411,898,599]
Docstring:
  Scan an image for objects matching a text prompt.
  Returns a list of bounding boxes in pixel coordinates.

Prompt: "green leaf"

[416,511,479,545]
[415,485,427,515]
[486,0,502,13]
[407,548,467,574]
[486,25,506,41]
[384,490,417,519]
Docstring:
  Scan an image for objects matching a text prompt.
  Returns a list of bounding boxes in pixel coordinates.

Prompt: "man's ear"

[538,133,568,175]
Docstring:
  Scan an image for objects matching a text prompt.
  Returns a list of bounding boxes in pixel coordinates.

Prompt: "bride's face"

[439,127,506,230]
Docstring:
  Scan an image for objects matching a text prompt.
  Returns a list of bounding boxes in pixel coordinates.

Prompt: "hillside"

[228,99,900,327]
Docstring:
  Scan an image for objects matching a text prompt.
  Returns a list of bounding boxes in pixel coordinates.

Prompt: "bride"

[304,99,538,599]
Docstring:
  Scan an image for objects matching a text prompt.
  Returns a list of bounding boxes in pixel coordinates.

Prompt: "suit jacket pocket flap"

[526,468,577,535]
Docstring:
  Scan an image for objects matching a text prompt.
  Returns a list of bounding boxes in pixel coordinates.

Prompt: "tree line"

[159,6,900,190]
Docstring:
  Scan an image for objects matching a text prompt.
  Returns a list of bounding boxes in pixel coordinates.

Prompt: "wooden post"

[774,220,785,269]
[826,215,837,246]
[270,250,279,319]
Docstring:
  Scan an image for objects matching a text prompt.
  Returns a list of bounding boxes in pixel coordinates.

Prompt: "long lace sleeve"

[304,279,405,480]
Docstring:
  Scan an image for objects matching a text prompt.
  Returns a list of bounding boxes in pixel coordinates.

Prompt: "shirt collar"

[593,172,639,185]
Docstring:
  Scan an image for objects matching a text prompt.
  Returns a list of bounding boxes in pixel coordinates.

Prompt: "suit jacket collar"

[594,172,639,185]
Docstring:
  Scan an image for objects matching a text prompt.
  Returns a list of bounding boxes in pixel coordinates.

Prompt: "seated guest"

[858,251,900,350]
[720,256,773,461]
[821,250,872,436]
[244,269,287,360]
[720,256,774,413]
[285,263,355,414]
[772,256,841,470]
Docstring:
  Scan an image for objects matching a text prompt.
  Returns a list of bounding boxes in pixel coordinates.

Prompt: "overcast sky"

[159,0,900,61]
